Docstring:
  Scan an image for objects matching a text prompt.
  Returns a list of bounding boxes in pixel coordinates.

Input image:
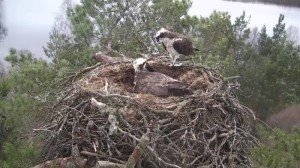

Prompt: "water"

[189,0,300,40]
[1,0,300,66]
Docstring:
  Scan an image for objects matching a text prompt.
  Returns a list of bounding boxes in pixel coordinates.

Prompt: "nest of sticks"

[37,57,259,168]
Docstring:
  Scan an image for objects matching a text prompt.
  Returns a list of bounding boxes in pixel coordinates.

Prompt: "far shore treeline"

[224,0,300,8]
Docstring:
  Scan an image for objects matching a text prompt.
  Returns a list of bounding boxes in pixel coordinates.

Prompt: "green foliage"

[252,128,300,168]
[0,78,10,97]
[44,0,195,69]
[196,11,300,120]
[0,141,39,168]
[232,11,251,63]
[0,49,60,166]
[195,11,234,62]
[238,15,300,119]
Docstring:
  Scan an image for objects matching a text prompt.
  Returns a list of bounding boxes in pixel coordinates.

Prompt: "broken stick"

[124,132,150,168]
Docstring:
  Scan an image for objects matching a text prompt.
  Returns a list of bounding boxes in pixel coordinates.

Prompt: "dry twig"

[36,57,258,167]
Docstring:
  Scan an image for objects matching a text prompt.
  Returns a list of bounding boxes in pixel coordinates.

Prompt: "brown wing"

[134,72,168,96]
[134,72,191,97]
[173,38,195,56]
[93,54,113,63]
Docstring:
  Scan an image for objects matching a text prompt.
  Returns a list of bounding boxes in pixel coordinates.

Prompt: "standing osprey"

[133,58,191,97]
[155,28,199,66]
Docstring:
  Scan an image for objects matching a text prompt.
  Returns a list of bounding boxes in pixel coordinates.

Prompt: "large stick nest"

[38,57,259,167]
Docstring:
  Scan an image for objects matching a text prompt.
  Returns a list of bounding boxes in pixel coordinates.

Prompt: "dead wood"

[32,157,125,168]
[125,132,150,168]
[34,56,258,168]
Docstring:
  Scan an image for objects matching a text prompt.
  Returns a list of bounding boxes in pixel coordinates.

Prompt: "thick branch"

[125,132,150,168]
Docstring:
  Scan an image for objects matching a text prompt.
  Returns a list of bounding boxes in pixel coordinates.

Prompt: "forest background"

[0,0,299,167]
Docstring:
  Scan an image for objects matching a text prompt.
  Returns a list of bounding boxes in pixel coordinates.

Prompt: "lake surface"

[1,0,300,66]
[189,0,300,37]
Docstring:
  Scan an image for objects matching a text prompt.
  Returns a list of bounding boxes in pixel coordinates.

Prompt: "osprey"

[155,28,199,66]
[133,58,191,97]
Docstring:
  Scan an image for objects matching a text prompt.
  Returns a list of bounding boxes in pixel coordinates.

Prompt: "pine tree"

[44,0,195,69]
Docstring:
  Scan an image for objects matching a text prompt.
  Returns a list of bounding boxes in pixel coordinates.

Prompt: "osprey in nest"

[155,28,199,66]
[133,58,192,97]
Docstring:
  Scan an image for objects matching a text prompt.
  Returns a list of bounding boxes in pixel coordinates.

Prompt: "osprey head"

[155,28,169,42]
[133,58,147,72]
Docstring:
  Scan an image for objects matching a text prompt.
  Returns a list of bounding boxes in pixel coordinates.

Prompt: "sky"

[1,0,300,65]
[0,0,65,64]
[3,0,62,28]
